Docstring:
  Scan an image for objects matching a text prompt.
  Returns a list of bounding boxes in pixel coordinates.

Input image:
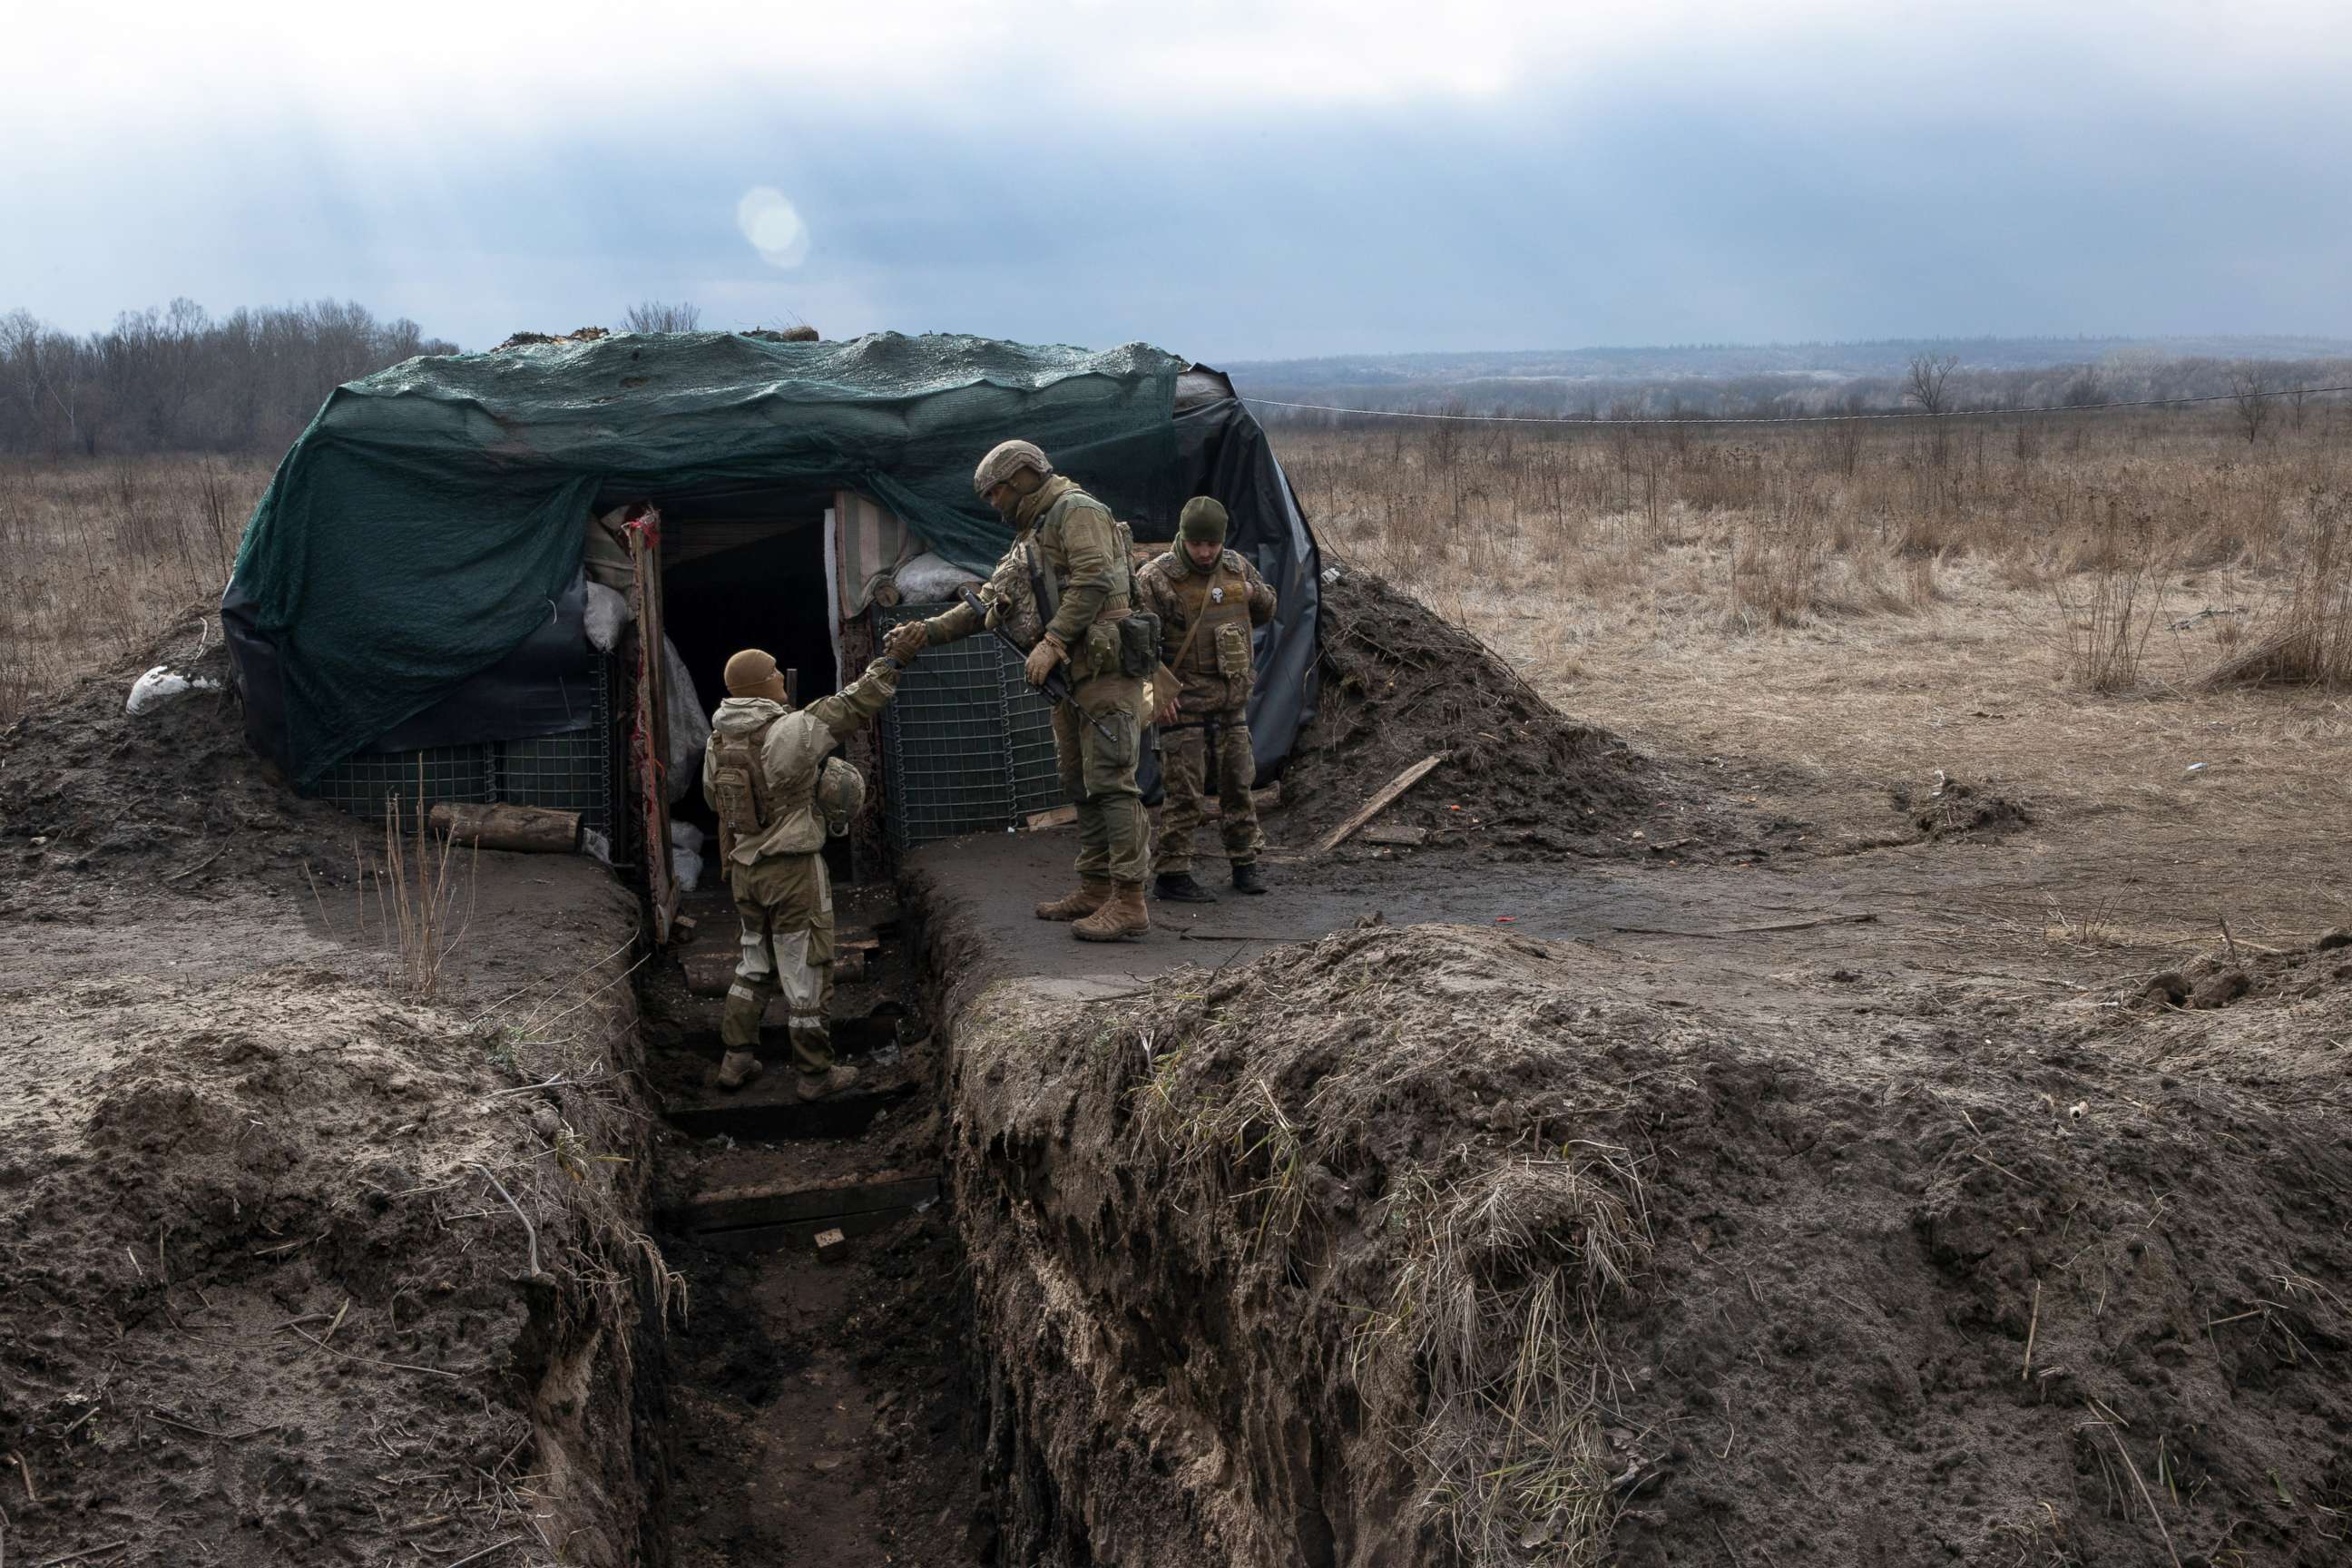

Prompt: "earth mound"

[0,609,358,912]
[1,616,666,1567]
[1278,568,1652,855]
[952,921,2352,1566]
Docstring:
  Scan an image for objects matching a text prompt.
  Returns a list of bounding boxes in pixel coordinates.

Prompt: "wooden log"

[1315,754,1446,854]
[429,802,582,854]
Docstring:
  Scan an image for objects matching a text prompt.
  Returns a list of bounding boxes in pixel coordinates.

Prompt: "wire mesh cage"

[875,605,1064,850]
[309,657,616,837]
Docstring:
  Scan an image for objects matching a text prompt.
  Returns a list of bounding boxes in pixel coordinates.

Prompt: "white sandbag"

[892,551,982,604]
[662,635,710,806]
[125,665,220,716]
[579,828,613,866]
[669,818,707,891]
[584,583,632,652]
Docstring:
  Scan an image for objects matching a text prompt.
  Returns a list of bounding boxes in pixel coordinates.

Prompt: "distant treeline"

[1242,353,2352,426]
[0,299,456,457]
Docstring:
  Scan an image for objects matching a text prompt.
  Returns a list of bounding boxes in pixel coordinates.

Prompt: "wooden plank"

[700,1204,924,1255]
[1315,754,1446,854]
[1024,804,1078,831]
[662,1080,916,1142]
[626,506,680,943]
[682,1172,938,1232]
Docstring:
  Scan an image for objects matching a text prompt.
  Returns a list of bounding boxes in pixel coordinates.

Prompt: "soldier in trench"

[702,645,913,1094]
[882,439,1157,942]
[1135,496,1278,900]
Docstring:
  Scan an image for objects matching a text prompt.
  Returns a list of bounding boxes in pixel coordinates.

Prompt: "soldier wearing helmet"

[1136,496,1279,900]
[883,438,1154,941]
[701,644,914,1094]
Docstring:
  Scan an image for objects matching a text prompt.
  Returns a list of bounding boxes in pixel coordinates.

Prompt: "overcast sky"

[7,0,2351,358]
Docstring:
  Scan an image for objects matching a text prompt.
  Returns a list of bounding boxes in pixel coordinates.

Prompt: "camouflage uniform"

[703,659,900,1083]
[1137,538,1277,877]
[919,475,1149,887]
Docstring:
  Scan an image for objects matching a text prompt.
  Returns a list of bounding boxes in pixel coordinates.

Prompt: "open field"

[1277,407,2352,948]
[0,455,268,721]
[4,408,2350,1567]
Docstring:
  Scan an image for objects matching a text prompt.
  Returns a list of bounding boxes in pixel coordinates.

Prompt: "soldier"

[1137,496,1279,900]
[882,439,1153,941]
[701,645,911,1094]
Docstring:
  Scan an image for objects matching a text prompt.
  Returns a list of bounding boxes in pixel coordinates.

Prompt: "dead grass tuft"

[2203,489,2352,689]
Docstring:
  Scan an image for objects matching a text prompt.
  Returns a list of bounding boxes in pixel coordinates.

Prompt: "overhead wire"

[1239,382,2352,427]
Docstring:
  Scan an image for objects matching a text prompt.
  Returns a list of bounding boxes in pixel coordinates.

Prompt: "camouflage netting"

[227,333,1186,782]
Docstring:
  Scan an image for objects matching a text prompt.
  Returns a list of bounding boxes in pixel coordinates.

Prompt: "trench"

[632,868,996,1567]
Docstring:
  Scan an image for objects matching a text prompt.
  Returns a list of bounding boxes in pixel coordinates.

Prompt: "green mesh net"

[228,332,1181,783]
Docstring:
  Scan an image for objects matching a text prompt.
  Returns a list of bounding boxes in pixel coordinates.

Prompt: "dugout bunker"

[220,331,1320,936]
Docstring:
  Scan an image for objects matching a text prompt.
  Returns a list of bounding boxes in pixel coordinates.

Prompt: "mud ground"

[906,607,2352,1568]
[0,620,663,1568]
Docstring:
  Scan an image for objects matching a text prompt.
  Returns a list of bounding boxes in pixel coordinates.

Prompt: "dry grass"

[1281,407,2350,689]
[1280,405,2352,946]
[0,455,268,722]
[356,789,478,999]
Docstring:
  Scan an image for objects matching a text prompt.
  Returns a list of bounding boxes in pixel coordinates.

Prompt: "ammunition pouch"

[1120,612,1162,679]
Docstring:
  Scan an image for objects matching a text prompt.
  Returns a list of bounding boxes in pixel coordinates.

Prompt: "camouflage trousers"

[1155,705,1260,875]
[1054,671,1151,887]
[721,851,837,1077]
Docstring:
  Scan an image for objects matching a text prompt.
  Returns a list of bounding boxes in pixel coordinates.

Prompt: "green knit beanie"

[1179,496,1229,545]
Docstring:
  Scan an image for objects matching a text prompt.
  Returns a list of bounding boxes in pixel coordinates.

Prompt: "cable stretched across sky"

[1240,383,2352,427]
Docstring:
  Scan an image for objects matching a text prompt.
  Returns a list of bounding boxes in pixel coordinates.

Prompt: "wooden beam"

[429,802,581,854]
[1315,754,1446,854]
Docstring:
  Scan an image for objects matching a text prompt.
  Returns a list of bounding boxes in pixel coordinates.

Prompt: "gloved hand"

[1023,632,1066,688]
[883,622,929,662]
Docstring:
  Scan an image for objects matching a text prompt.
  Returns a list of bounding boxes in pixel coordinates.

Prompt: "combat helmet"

[816,756,867,836]
[972,439,1053,496]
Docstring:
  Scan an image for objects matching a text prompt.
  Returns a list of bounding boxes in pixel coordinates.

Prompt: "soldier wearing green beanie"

[1136,496,1279,898]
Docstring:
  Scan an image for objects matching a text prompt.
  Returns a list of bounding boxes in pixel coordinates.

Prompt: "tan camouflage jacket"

[921,475,1133,678]
[704,659,899,864]
[1136,546,1276,707]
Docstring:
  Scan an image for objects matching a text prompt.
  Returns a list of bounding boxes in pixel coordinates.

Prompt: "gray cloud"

[5,3,2348,357]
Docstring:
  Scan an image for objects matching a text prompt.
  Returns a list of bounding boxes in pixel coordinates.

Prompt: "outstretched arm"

[802,657,905,740]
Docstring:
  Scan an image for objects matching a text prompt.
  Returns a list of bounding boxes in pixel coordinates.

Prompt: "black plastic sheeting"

[223,374,1318,788]
[224,573,599,773]
[1148,384,1322,788]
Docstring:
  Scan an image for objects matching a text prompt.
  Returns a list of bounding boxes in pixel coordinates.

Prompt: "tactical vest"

[707,706,863,861]
[1031,488,1135,621]
[707,713,782,848]
[1171,553,1254,683]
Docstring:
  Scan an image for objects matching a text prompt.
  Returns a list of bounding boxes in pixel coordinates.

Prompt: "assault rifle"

[959,588,1117,741]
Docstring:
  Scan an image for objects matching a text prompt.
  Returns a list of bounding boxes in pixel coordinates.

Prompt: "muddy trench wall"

[906,873,1435,1568]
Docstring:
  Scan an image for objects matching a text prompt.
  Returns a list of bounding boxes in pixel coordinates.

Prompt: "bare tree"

[2230,368,2271,445]
[622,300,702,334]
[2061,368,2106,407]
[1905,353,1960,414]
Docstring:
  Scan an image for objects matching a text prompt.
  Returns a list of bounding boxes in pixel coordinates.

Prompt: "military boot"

[713,1050,764,1092]
[1073,882,1150,942]
[1153,870,1217,903]
[1036,878,1113,921]
[796,1063,860,1102]
[1230,861,1269,896]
